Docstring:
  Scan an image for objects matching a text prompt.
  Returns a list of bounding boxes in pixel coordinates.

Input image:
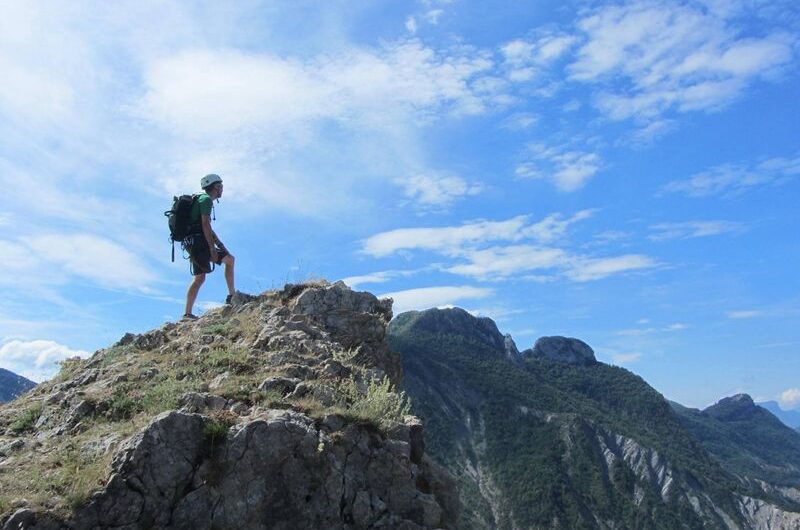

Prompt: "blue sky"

[1,0,798,410]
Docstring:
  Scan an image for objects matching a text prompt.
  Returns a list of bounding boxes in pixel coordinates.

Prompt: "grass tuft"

[11,402,43,433]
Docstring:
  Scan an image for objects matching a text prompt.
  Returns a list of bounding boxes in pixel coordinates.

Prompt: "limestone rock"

[23,410,458,530]
[523,336,597,365]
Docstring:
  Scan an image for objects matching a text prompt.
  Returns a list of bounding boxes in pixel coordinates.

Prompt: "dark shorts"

[186,235,229,275]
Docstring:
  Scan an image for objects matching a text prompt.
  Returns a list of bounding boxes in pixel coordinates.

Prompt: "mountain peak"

[705,393,759,421]
[391,307,506,352]
[521,336,597,366]
[0,281,459,527]
[0,368,36,403]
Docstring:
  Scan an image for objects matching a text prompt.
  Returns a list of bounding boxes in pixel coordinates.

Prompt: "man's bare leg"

[185,273,206,315]
[222,254,235,297]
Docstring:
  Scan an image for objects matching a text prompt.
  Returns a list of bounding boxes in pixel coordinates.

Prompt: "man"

[183,174,236,320]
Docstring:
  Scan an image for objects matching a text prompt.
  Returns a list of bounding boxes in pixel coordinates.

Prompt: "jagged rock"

[138,368,159,380]
[29,410,458,529]
[133,330,168,350]
[523,336,597,365]
[57,400,95,435]
[3,509,36,529]
[178,392,228,414]
[503,333,519,361]
[208,371,230,390]
[114,333,137,347]
[0,439,24,456]
[258,376,300,395]
[287,282,400,383]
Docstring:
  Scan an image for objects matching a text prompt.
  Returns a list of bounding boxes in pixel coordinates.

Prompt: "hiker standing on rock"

[183,174,236,320]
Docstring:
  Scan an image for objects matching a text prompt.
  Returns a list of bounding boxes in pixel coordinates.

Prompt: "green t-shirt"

[190,193,213,223]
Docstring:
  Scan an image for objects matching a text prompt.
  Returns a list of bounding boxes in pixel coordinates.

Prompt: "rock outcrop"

[0,281,458,530]
[522,335,597,366]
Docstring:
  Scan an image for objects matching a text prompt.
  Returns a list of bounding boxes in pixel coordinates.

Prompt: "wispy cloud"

[445,246,568,280]
[726,310,763,319]
[779,388,800,409]
[398,173,483,208]
[616,322,687,335]
[612,352,642,364]
[26,234,159,293]
[516,143,602,192]
[139,42,495,138]
[340,269,425,289]
[565,255,656,282]
[0,339,89,382]
[568,1,795,122]
[648,220,744,241]
[362,211,593,257]
[379,285,493,314]
[661,154,800,197]
[363,212,657,283]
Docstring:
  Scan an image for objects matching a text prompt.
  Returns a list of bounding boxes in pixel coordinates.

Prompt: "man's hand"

[210,248,219,263]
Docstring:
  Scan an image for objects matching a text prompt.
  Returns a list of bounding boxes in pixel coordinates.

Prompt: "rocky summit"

[0,281,458,530]
[520,336,596,366]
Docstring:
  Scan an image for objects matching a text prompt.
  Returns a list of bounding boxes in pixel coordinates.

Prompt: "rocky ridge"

[390,306,800,530]
[0,282,458,530]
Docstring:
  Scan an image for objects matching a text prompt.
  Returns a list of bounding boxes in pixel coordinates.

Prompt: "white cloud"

[363,212,657,283]
[501,34,577,66]
[341,273,394,289]
[662,154,800,197]
[779,388,800,409]
[362,210,593,257]
[26,234,159,292]
[0,339,89,383]
[501,112,539,130]
[138,42,495,139]
[666,323,687,331]
[363,216,529,257]
[565,255,656,282]
[424,9,445,24]
[612,351,642,364]
[726,310,762,319]
[406,16,418,34]
[568,1,795,121]
[500,33,577,89]
[648,220,743,241]
[379,285,493,314]
[445,245,568,280]
[399,174,483,207]
[517,143,602,191]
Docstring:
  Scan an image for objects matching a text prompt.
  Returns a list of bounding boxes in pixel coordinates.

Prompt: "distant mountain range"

[758,400,800,430]
[0,368,35,402]
[389,307,800,529]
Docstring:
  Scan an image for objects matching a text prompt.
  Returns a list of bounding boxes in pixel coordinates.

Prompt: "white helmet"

[200,173,222,189]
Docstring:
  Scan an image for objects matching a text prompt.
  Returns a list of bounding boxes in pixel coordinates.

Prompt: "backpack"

[164,194,199,261]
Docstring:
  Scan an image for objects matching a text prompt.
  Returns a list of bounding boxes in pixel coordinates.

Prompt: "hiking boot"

[182,313,198,321]
[226,291,251,306]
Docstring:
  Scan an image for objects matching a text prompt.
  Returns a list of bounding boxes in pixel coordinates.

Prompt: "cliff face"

[0,282,458,530]
[389,307,800,530]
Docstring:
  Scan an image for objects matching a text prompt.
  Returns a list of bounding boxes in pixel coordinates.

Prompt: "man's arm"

[201,214,219,262]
